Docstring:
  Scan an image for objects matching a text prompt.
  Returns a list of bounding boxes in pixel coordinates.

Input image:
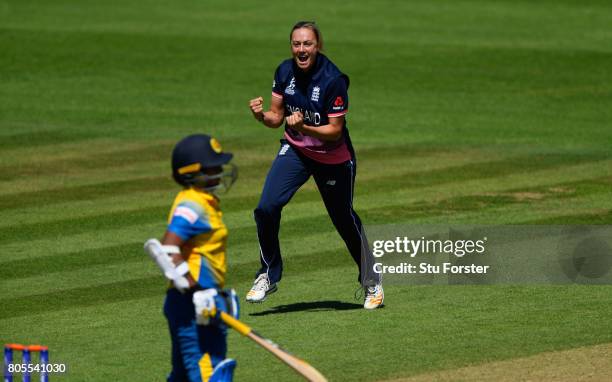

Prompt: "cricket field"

[1,1,611,380]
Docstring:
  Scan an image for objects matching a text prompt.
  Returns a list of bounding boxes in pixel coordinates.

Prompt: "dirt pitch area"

[387,343,612,382]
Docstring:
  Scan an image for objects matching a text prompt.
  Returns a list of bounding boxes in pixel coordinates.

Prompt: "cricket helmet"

[172,134,237,193]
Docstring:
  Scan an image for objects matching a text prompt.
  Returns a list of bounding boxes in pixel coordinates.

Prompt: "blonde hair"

[290,21,323,51]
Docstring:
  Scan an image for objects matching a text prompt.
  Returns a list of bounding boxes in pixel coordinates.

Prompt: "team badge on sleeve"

[174,205,199,224]
[168,200,212,239]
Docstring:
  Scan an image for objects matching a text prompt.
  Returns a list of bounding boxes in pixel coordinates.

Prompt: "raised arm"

[249,95,285,128]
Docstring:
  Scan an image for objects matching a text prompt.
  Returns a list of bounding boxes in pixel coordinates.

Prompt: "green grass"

[1,0,612,381]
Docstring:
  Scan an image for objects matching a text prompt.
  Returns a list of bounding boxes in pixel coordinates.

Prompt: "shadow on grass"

[249,300,363,316]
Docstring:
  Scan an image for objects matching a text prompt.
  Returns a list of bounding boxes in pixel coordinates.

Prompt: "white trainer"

[364,284,384,309]
[246,273,277,303]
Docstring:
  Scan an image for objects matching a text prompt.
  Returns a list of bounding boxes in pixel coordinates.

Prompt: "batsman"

[144,134,239,382]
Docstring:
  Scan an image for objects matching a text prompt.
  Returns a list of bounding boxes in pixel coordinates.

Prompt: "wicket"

[4,344,49,382]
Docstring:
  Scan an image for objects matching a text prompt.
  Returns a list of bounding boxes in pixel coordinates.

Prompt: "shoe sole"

[246,284,278,303]
[364,302,384,310]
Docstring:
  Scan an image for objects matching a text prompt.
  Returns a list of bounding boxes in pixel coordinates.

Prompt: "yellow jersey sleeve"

[168,188,228,288]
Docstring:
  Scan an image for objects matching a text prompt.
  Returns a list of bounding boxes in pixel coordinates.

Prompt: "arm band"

[162,245,181,254]
[175,262,189,276]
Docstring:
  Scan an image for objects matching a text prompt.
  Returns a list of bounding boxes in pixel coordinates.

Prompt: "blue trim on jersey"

[197,263,218,289]
[167,201,212,241]
[168,216,211,241]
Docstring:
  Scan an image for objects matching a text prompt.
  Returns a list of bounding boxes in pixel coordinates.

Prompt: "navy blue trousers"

[254,140,379,286]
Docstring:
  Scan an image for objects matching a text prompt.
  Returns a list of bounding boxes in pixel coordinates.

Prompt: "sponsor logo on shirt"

[285,77,296,95]
[174,206,199,224]
[332,96,345,111]
[311,86,320,102]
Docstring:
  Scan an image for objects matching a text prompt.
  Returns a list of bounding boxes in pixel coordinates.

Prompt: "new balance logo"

[326,180,336,186]
[279,144,290,156]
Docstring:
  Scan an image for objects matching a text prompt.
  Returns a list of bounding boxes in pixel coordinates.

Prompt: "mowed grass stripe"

[0,137,171,165]
[0,160,167,195]
[364,152,609,190]
[2,175,609,281]
[0,148,550,230]
[0,145,499,216]
[0,176,175,210]
[0,141,460,199]
[3,156,608,235]
[360,176,612,223]
[0,143,174,181]
[0,248,353,319]
[0,138,276,195]
[3,171,610,245]
[0,260,160,301]
[526,209,612,225]
[0,139,276,190]
[0,243,143,280]
[0,277,164,319]
[411,195,612,226]
[1,226,347,281]
[1,150,607,232]
[0,229,345,299]
[0,189,174,229]
[2,222,164,263]
[0,128,105,149]
[389,343,612,382]
[2,146,604,229]
[1,178,609,274]
[3,182,609,267]
[1,230,350,298]
[0,205,168,244]
[0,130,442,186]
[370,159,612,213]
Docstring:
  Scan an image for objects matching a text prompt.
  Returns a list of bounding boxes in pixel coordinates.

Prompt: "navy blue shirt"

[271,54,352,164]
